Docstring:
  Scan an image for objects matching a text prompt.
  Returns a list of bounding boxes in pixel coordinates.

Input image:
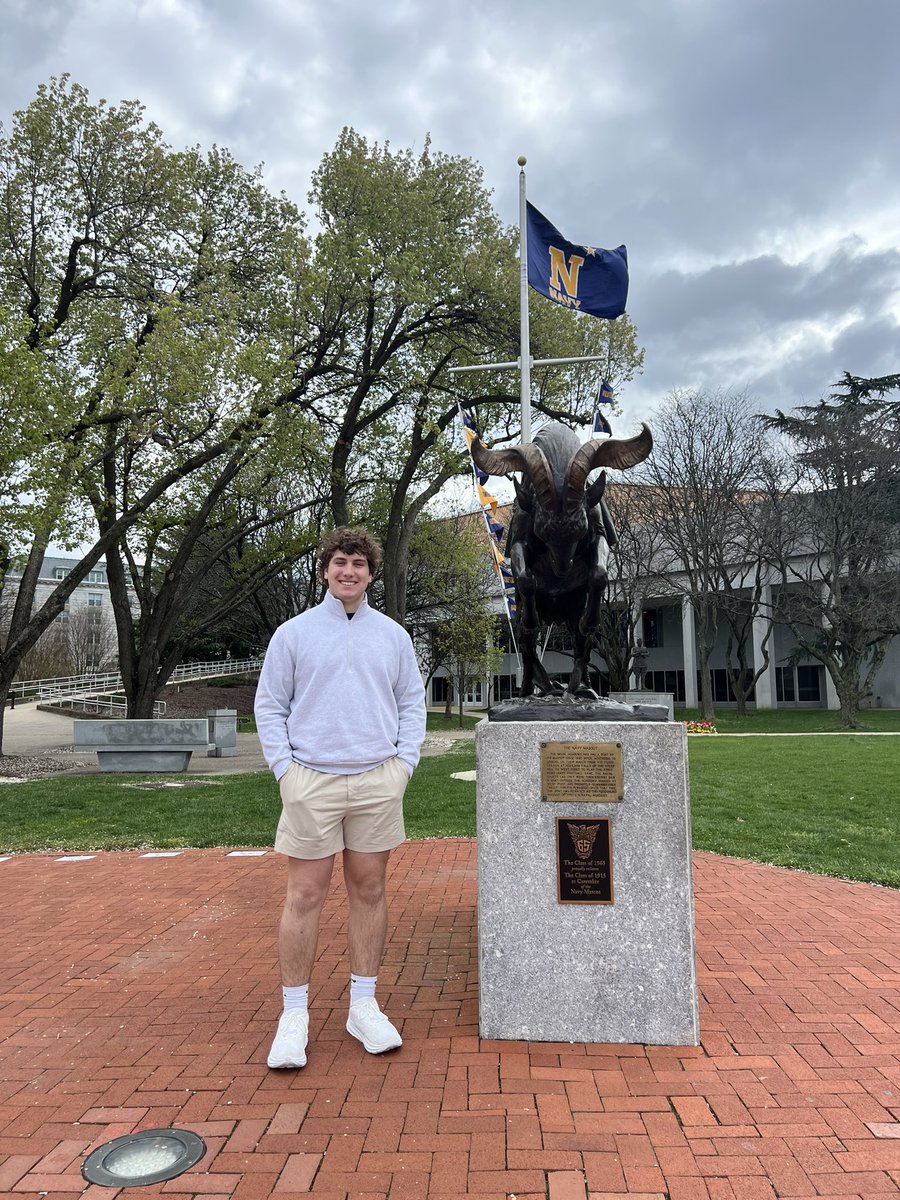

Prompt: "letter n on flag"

[526,202,628,319]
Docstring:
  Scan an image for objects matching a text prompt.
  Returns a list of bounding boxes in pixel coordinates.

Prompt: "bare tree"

[598,483,674,691]
[639,389,773,720]
[65,607,118,675]
[14,623,70,682]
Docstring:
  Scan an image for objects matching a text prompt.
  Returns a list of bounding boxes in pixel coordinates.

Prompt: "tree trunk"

[381,469,452,623]
[833,664,863,730]
[839,692,861,729]
[694,597,718,721]
[128,655,164,719]
[381,516,408,624]
[697,651,715,721]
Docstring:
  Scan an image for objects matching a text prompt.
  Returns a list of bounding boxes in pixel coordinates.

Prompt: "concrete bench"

[73,719,214,773]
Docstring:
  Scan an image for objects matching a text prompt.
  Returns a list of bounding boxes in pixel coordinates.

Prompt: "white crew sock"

[282,984,309,1013]
[349,974,377,1006]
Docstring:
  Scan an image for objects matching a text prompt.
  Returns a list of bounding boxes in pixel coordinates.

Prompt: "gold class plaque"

[540,741,624,804]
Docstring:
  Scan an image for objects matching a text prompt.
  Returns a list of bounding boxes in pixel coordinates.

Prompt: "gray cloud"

[1,0,897,429]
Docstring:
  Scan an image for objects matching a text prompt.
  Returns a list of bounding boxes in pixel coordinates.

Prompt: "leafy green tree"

[404,511,504,693]
[763,372,900,727]
[177,485,329,658]
[303,129,645,622]
[0,83,646,743]
[438,609,501,725]
[0,77,340,733]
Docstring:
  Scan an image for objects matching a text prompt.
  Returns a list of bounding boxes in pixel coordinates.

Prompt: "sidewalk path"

[0,703,473,776]
[0,843,898,1199]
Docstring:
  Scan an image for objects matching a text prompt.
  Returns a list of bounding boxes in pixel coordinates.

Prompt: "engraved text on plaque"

[556,818,613,904]
[540,741,624,804]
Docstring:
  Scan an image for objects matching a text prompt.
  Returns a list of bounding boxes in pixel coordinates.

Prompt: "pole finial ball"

[517,155,527,167]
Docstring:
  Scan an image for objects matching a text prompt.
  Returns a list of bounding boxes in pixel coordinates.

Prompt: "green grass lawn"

[0,773,280,853]
[688,735,900,887]
[1,730,897,888]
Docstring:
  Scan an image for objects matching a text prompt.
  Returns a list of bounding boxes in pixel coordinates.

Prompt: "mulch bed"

[161,681,257,718]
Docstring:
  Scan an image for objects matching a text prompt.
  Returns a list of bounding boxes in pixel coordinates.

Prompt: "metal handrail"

[63,696,167,717]
[11,656,263,702]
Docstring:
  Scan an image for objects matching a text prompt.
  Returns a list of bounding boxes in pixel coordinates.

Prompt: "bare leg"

[278,855,335,986]
[343,848,391,977]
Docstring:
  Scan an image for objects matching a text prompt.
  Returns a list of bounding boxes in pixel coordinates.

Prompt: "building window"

[87,593,103,607]
[53,567,68,579]
[492,674,518,701]
[775,667,795,703]
[87,569,106,583]
[642,609,663,648]
[797,665,822,703]
[706,668,756,704]
[431,677,448,703]
[646,669,685,702]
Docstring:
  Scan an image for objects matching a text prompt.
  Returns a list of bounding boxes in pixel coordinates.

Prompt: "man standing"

[255,527,426,1069]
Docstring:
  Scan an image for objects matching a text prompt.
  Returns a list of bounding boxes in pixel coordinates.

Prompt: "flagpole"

[517,155,531,442]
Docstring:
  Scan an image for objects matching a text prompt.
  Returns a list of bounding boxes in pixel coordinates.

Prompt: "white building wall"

[873,638,900,708]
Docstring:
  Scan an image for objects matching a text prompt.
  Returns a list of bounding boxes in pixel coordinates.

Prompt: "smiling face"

[324,551,373,613]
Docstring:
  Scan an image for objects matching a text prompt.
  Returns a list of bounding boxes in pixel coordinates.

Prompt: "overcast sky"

[2,0,898,432]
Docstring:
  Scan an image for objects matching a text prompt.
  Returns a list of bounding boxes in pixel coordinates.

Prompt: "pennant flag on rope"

[459,405,517,623]
[526,202,628,319]
[592,378,615,436]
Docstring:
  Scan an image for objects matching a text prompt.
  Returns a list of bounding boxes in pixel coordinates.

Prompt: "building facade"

[2,555,127,676]
[428,502,900,713]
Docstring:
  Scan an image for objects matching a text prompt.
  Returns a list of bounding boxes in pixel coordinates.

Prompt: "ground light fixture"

[81,1128,206,1188]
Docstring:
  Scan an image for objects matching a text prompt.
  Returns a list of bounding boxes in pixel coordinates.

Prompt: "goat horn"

[470,437,556,509]
[565,423,654,504]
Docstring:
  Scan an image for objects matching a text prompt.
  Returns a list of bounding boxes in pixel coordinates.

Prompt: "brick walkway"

[1,843,898,1199]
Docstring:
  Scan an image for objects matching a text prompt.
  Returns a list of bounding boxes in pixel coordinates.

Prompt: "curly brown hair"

[316,526,383,579]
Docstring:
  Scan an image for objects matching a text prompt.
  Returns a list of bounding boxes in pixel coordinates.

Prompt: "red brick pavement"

[0,843,898,1199]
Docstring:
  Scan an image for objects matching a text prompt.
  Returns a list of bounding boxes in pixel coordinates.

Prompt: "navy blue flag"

[592,379,614,435]
[526,202,628,319]
[592,408,612,437]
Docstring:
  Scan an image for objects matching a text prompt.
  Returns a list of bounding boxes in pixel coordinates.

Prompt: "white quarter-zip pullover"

[254,591,426,781]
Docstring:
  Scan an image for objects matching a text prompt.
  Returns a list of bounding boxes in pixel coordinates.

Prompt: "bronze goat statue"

[471,421,652,698]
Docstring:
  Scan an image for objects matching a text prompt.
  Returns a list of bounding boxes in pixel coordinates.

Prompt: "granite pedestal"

[476,719,699,1045]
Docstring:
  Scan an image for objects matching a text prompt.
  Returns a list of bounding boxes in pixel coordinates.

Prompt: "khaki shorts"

[275,757,409,859]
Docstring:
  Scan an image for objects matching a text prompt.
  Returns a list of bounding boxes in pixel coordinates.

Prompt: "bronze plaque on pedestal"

[540,741,624,804]
[556,818,613,904]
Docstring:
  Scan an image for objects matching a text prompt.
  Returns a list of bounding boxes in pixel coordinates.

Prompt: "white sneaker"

[346,999,402,1054]
[267,1009,308,1068]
